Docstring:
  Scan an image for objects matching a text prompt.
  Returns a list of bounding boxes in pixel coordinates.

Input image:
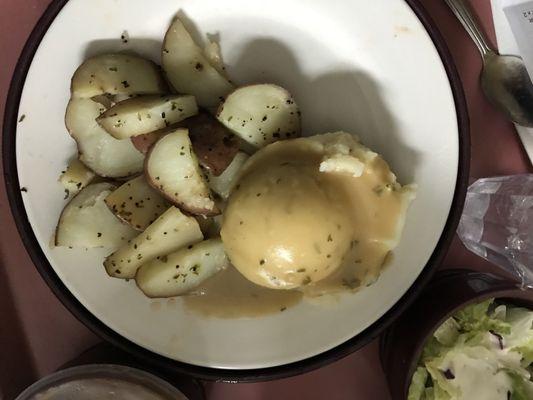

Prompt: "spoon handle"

[444,0,494,57]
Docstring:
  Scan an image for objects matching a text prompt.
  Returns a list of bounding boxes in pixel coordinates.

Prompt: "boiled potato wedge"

[145,128,218,215]
[136,238,228,298]
[204,40,225,76]
[97,95,198,139]
[91,94,116,109]
[65,98,144,178]
[71,54,167,98]
[205,152,249,199]
[162,18,234,108]
[56,183,137,248]
[178,112,239,176]
[104,175,170,231]
[104,206,203,278]
[217,84,301,148]
[59,158,96,195]
[91,93,133,109]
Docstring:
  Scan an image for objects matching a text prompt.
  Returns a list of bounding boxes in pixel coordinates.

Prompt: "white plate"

[12,0,460,370]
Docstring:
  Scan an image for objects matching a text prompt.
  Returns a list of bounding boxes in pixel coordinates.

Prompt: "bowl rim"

[14,364,188,400]
[2,0,470,382]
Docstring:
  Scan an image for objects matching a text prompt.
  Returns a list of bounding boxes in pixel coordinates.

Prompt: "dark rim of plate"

[2,0,470,382]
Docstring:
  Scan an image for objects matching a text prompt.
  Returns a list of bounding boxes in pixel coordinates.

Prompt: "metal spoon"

[445,0,533,127]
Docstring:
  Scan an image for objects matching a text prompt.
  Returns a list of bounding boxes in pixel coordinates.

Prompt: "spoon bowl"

[482,52,533,127]
[446,0,533,127]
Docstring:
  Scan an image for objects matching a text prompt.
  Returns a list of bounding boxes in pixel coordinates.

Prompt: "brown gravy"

[184,267,303,318]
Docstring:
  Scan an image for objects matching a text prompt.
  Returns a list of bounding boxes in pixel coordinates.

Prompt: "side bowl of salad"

[380,269,533,400]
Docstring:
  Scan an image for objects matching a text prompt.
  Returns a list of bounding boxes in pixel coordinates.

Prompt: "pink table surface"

[1,0,532,399]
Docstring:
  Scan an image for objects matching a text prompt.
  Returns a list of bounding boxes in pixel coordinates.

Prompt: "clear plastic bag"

[457,174,533,287]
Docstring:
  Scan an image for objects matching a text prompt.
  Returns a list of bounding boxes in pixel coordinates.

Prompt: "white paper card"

[502,0,533,79]
[492,0,533,164]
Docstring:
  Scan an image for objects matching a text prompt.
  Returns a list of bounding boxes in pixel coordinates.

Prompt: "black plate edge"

[2,0,470,382]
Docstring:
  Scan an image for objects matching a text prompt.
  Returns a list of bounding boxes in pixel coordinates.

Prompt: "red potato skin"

[177,113,239,176]
[132,113,239,176]
[195,215,212,235]
[131,131,162,154]
[130,124,182,154]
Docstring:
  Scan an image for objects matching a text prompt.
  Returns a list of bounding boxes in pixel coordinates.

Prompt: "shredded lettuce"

[408,299,533,400]
[504,307,533,368]
[508,371,533,400]
[408,367,429,400]
[505,308,533,349]
[433,384,452,400]
[454,299,492,325]
[421,336,448,364]
[454,299,511,335]
[425,361,458,398]
[433,317,460,346]
[492,304,507,321]
[515,338,533,367]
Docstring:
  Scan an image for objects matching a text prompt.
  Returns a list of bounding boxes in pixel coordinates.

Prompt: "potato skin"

[178,112,239,176]
[131,131,162,154]
[145,170,220,216]
[132,112,239,176]
[130,124,183,154]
